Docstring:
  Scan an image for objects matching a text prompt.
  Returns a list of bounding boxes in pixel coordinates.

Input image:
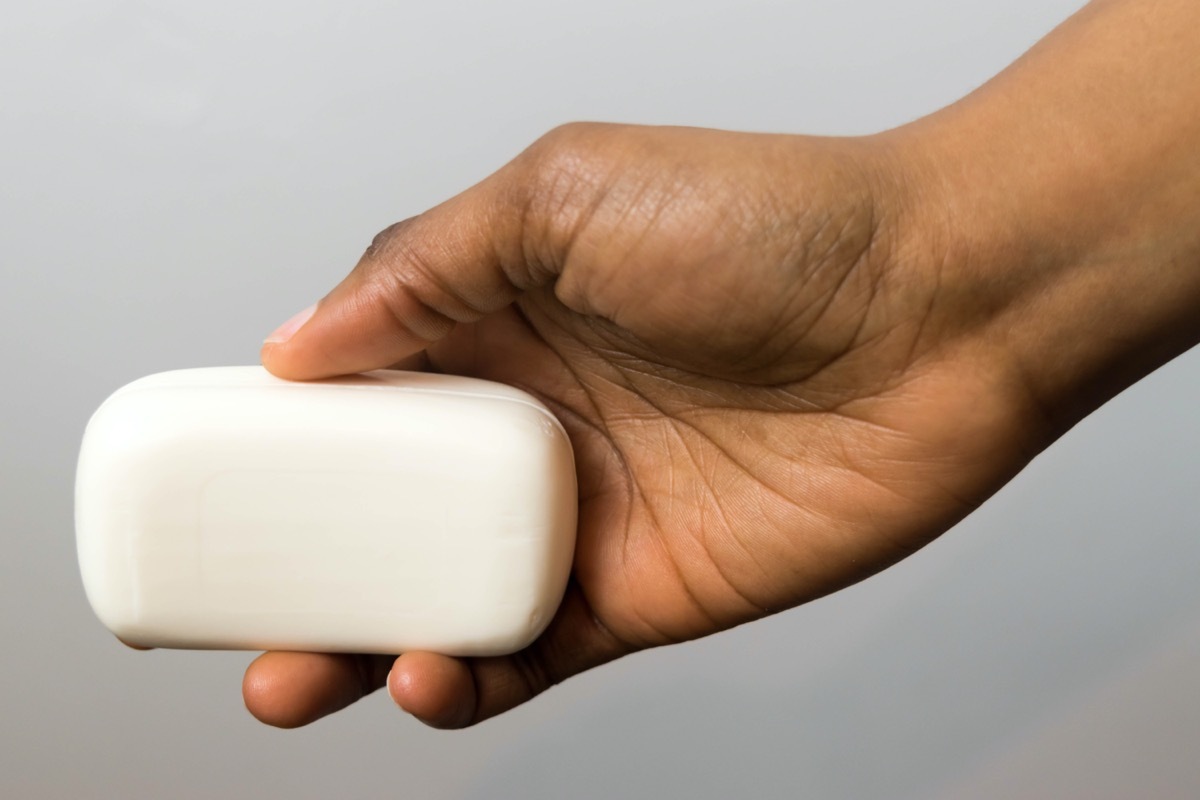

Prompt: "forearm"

[898,0,1200,431]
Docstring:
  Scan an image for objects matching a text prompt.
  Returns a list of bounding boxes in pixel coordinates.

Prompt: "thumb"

[261,170,543,380]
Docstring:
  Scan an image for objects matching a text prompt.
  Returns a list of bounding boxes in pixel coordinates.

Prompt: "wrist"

[878,10,1200,435]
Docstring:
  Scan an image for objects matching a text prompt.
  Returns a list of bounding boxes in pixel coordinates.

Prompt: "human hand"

[241,121,1037,729]
[243,0,1200,729]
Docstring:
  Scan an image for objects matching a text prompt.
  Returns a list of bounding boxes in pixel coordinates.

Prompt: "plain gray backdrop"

[5,1,1200,797]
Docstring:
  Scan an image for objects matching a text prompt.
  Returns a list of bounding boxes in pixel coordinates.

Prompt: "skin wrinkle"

[637,387,781,608]
[630,488,724,640]
[850,234,895,365]
[599,410,728,639]
[744,180,848,303]
[506,307,632,478]
[668,409,804,508]
[785,214,884,377]
[844,165,964,381]
[616,360,833,418]
[560,276,791,389]
[493,175,555,292]
[559,173,691,326]
[687,260,794,371]
[371,269,461,344]
[501,301,691,644]
[696,438,883,587]
[507,646,552,704]
[556,316,845,411]
[838,395,1023,518]
[377,226,502,321]
[708,202,885,389]
[497,338,648,629]
[668,417,779,610]
[782,325,937,412]
[897,252,942,377]
[674,402,949,581]
[625,366,824,425]
[654,403,853,557]
[740,267,808,374]
[505,296,601,392]
[516,168,589,287]
[522,130,622,305]
[821,416,932,512]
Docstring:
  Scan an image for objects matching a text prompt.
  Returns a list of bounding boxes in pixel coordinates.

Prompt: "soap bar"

[75,367,577,656]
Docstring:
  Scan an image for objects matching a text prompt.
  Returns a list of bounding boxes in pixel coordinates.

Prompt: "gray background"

[4,1,1199,797]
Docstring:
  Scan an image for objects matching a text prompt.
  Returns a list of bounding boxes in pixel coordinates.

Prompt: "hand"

[243,0,1200,729]
[242,122,1040,728]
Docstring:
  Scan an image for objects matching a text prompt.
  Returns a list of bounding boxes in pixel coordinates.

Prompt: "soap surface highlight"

[76,367,577,656]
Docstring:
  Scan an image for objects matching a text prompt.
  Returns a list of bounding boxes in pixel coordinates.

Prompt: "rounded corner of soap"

[81,584,135,642]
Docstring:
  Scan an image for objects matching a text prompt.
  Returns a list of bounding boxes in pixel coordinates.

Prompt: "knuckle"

[373,270,459,344]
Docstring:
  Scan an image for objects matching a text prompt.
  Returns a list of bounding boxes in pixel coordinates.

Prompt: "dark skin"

[221,0,1200,728]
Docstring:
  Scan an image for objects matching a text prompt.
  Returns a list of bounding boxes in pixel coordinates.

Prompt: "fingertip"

[260,328,318,382]
[259,340,299,380]
[387,652,477,729]
[260,302,334,381]
[243,654,304,728]
[259,291,430,381]
[242,651,388,729]
[242,652,322,729]
[264,303,317,347]
[242,657,288,728]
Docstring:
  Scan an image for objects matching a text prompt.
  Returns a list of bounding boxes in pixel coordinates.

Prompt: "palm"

[422,262,1032,661]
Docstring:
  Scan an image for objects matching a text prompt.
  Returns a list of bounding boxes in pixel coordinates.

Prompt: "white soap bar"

[75,367,577,656]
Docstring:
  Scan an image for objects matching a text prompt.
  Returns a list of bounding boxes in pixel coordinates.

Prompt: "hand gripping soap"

[75,367,577,656]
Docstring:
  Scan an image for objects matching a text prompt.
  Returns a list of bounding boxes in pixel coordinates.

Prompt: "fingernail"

[264,303,316,344]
